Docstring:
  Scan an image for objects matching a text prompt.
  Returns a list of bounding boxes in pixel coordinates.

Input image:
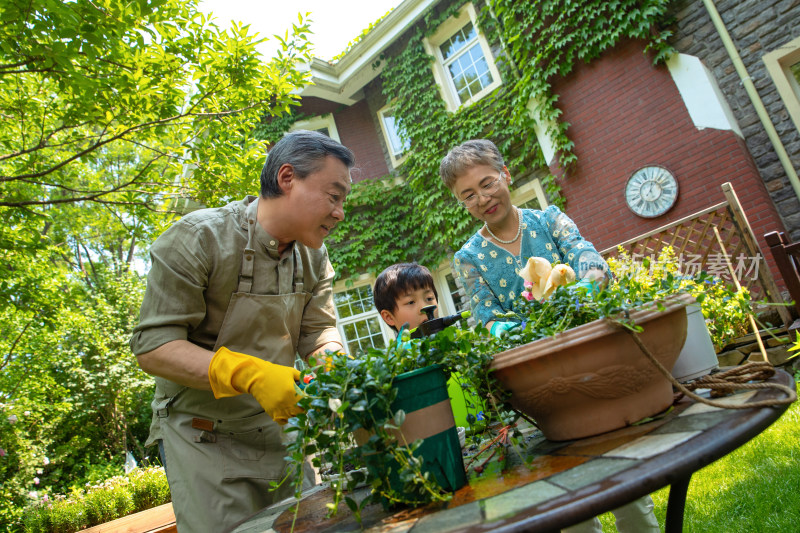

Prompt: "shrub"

[23,467,170,533]
[606,246,752,351]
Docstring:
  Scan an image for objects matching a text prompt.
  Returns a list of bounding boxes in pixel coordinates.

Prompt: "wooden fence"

[599,182,793,328]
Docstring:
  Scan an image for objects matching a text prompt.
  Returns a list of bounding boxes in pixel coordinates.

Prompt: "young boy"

[373,262,480,428]
[373,262,439,333]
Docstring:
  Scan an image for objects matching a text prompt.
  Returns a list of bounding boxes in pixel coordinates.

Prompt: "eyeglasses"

[458,175,503,208]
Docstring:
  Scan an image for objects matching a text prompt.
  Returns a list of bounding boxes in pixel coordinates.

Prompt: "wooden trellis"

[600,182,793,328]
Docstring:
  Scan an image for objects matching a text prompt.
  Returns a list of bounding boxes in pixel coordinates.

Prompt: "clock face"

[624,165,678,218]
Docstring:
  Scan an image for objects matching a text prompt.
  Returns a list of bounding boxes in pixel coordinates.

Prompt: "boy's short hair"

[373,263,438,314]
[439,139,505,191]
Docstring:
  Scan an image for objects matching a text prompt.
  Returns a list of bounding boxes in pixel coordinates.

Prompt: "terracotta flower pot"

[490,293,692,441]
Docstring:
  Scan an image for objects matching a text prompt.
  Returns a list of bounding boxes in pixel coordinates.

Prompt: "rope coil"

[609,319,797,409]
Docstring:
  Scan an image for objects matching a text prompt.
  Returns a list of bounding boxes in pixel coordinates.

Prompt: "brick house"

[279,0,800,354]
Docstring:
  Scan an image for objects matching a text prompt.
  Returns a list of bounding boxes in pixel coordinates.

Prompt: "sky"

[198,0,404,61]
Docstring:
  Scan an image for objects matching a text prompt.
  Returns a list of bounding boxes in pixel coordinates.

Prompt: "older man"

[130,130,354,531]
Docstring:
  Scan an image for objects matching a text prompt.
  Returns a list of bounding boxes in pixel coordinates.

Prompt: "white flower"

[28,491,38,499]
[33,477,40,485]
[484,300,492,307]
[509,291,516,300]
[23,411,30,416]
[8,415,17,424]
[577,242,585,249]
[552,253,559,261]
[499,279,507,287]
[43,457,50,466]
[481,240,488,247]
[553,230,559,237]
[36,469,43,475]
[480,264,487,272]
[506,257,513,264]
[546,243,553,251]
[530,231,537,238]
[521,223,528,229]
[328,398,342,413]
[489,250,497,258]
[568,253,575,260]
[543,264,576,299]
[498,294,505,302]
[477,253,485,260]
[472,295,479,302]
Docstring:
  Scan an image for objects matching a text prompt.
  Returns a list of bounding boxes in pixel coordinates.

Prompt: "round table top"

[231,368,795,533]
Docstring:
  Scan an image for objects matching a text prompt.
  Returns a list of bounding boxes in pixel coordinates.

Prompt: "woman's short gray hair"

[439,139,505,190]
[260,130,355,198]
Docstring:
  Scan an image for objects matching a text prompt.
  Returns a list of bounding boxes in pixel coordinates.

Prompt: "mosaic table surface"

[230,369,793,533]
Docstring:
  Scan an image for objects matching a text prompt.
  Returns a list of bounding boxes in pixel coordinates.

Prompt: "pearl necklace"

[484,207,521,244]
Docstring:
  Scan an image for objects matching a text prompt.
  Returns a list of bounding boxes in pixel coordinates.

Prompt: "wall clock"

[624,165,679,218]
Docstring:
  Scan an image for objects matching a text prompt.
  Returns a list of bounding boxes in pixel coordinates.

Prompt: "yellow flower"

[498,294,505,302]
[499,278,507,287]
[506,257,513,265]
[478,253,485,260]
[481,240,488,247]
[490,250,498,258]
[480,264,488,272]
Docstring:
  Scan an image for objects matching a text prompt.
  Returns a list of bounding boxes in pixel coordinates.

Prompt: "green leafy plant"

[605,247,752,351]
[280,249,737,525]
[23,466,170,533]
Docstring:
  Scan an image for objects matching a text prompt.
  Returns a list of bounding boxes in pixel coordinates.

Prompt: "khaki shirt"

[130,196,341,358]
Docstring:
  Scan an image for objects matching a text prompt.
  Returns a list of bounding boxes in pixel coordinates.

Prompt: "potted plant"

[283,325,502,525]
[281,248,755,521]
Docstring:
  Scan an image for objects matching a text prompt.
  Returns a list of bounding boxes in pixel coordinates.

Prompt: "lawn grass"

[598,385,800,532]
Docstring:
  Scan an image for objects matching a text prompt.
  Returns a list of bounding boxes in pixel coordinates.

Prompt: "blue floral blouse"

[453,206,608,326]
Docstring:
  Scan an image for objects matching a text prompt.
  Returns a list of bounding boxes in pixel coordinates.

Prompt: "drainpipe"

[702,0,800,203]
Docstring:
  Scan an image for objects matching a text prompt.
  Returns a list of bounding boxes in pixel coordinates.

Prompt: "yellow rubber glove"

[208,347,302,425]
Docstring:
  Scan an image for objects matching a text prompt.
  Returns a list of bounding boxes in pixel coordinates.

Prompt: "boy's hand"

[489,321,519,338]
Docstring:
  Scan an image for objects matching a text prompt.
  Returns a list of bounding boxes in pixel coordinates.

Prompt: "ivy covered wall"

[261,0,676,281]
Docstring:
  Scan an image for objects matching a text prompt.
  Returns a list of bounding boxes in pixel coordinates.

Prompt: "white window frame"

[289,113,341,142]
[332,275,393,354]
[377,104,410,168]
[433,264,468,317]
[763,36,800,135]
[511,178,549,210]
[423,3,503,112]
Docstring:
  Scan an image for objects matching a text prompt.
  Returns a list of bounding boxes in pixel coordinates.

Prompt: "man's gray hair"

[260,130,355,198]
[439,139,505,191]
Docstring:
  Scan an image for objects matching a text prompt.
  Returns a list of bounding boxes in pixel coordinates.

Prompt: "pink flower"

[521,291,534,301]
[0,448,6,457]
[8,414,17,424]
[43,457,50,465]
[523,280,533,289]
[34,477,40,485]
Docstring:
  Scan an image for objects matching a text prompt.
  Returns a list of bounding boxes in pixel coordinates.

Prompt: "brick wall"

[547,38,787,285]
[296,98,389,182]
[670,0,800,241]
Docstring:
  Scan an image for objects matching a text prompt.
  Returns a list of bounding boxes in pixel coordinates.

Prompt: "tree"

[0,0,312,212]
[0,1,313,528]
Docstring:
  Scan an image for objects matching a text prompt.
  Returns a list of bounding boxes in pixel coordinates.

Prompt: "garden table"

[229,368,795,533]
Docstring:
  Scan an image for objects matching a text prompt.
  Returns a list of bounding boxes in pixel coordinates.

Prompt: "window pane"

[446,42,493,104]
[342,316,386,356]
[446,273,468,313]
[791,60,800,86]
[519,196,542,210]
[440,22,476,61]
[334,286,374,319]
[381,109,410,156]
[315,127,330,137]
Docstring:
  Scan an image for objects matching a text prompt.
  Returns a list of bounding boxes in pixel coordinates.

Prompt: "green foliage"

[323,0,674,279]
[330,9,395,63]
[284,326,506,521]
[606,247,752,351]
[23,467,170,533]
[0,1,313,529]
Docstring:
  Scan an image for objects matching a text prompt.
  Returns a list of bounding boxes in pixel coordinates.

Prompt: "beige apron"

[156,198,314,532]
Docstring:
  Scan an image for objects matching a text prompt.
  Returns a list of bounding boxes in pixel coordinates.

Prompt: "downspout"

[702,0,800,203]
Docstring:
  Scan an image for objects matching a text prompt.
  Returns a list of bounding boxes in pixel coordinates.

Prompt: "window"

[333,283,389,355]
[423,3,503,111]
[378,105,410,167]
[289,113,341,142]
[764,36,800,134]
[511,178,548,211]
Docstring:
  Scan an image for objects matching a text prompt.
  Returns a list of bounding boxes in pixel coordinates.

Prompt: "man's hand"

[208,347,302,424]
